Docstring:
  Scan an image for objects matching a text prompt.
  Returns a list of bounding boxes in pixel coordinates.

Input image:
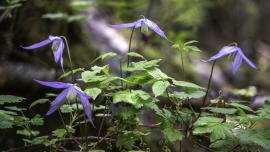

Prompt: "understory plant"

[1,16,270,152]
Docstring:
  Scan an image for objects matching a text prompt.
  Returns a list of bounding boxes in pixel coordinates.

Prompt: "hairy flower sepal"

[35,80,94,126]
[111,17,170,41]
[22,36,65,72]
[206,46,256,74]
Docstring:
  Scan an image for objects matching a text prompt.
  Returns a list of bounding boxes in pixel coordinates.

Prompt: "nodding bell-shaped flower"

[207,46,257,74]
[22,36,65,72]
[111,16,170,41]
[35,80,94,126]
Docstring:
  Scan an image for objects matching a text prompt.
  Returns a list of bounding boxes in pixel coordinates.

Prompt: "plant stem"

[57,110,82,146]
[180,50,185,80]
[126,27,135,78]
[60,36,74,82]
[202,60,216,107]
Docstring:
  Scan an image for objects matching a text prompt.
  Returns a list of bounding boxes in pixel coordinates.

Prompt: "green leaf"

[163,127,184,142]
[229,103,255,113]
[60,104,74,113]
[152,81,170,97]
[90,52,117,65]
[29,98,49,109]
[30,115,44,126]
[147,68,170,80]
[171,90,205,99]
[193,116,223,127]
[237,128,270,149]
[171,44,180,49]
[184,40,198,45]
[0,110,15,129]
[172,80,204,89]
[113,90,152,108]
[4,106,26,111]
[52,129,66,138]
[58,68,84,80]
[126,59,161,71]
[202,107,237,115]
[85,88,102,100]
[127,52,145,60]
[0,95,25,105]
[184,45,201,52]
[17,129,40,137]
[90,150,105,152]
[42,12,68,20]
[193,116,233,142]
[29,136,57,146]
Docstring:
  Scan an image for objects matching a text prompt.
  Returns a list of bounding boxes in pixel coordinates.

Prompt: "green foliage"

[84,88,102,100]
[202,107,237,115]
[193,116,233,142]
[237,128,270,149]
[162,127,184,142]
[152,80,170,97]
[0,95,25,104]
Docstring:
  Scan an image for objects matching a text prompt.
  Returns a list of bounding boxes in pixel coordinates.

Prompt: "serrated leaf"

[202,107,237,115]
[29,98,49,109]
[127,52,145,59]
[237,128,270,149]
[60,104,74,113]
[147,68,170,80]
[229,102,254,113]
[0,95,25,105]
[194,116,223,127]
[163,127,184,142]
[152,81,170,97]
[126,59,161,71]
[30,115,44,126]
[84,88,102,100]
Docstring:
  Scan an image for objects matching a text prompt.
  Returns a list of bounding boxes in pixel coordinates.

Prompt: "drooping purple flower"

[207,46,257,74]
[22,36,65,72]
[35,80,94,126]
[111,17,170,41]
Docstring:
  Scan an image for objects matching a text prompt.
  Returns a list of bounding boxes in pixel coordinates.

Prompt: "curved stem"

[202,61,216,107]
[126,27,135,78]
[60,36,75,82]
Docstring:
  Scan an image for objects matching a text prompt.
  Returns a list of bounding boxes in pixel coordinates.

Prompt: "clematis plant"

[35,80,94,126]
[207,46,257,74]
[111,16,170,41]
[22,36,65,72]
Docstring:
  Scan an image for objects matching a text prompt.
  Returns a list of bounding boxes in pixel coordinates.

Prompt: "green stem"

[202,61,216,107]
[60,36,74,82]
[57,110,82,147]
[126,27,135,78]
[180,50,185,80]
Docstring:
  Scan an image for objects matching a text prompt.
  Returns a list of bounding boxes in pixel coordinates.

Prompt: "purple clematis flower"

[111,17,170,41]
[207,46,256,74]
[22,36,65,72]
[35,80,94,126]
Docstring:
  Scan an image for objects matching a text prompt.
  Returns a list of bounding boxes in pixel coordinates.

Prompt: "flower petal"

[207,46,238,62]
[46,88,69,115]
[78,91,94,126]
[237,48,257,69]
[22,39,52,50]
[111,19,141,29]
[143,18,170,41]
[231,53,243,74]
[35,80,71,89]
[52,39,65,71]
